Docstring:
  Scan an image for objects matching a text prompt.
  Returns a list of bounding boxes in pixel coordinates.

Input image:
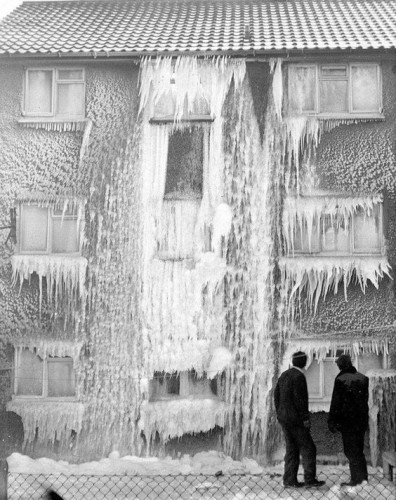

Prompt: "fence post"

[0,459,8,500]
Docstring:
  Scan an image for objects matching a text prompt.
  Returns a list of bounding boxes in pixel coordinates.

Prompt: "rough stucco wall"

[297,62,396,342]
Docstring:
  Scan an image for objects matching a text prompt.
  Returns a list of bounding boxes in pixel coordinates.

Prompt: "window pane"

[321,66,347,77]
[57,69,84,80]
[351,66,380,112]
[358,353,382,374]
[165,128,204,198]
[306,361,321,397]
[52,218,79,253]
[353,206,381,253]
[21,206,48,252]
[56,83,85,117]
[26,70,53,114]
[319,80,348,113]
[321,216,350,253]
[149,372,180,401]
[16,349,43,396]
[289,66,316,113]
[48,358,75,397]
[293,218,320,253]
[154,92,176,117]
[323,360,340,398]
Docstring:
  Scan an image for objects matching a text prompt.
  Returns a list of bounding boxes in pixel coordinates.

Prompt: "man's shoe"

[305,479,326,488]
[283,482,304,488]
[341,480,366,487]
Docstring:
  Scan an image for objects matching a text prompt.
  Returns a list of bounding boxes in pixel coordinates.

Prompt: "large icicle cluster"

[7,400,84,446]
[367,369,396,467]
[139,398,228,445]
[279,255,391,313]
[11,255,87,315]
[139,58,245,381]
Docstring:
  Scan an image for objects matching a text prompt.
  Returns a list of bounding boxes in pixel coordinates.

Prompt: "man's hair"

[292,351,307,368]
[336,354,353,370]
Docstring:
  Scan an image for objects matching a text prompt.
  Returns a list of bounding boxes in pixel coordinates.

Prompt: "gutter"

[0,47,395,63]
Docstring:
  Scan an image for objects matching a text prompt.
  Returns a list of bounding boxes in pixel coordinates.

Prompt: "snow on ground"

[7,451,396,500]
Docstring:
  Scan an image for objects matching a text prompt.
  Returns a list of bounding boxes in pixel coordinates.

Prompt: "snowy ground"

[7,451,396,500]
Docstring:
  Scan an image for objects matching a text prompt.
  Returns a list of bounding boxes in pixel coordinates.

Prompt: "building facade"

[0,0,395,463]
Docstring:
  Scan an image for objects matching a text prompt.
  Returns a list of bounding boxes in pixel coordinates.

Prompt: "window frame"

[13,347,77,401]
[288,62,383,118]
[18,204,81,256]
[23,68,86,120]
[292,202,384,257]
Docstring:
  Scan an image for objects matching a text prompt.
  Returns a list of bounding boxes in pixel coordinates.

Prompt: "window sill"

[18,117,88,131]
[290,113,384,121]
[11,396,78,403]
[150,115,214,124]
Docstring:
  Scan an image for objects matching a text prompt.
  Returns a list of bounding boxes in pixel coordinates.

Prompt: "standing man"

[328,354,369,486]
[274,351,325,488]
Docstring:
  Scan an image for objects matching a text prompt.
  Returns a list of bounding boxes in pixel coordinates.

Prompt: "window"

[164,128,204,198]
[24,68,85,119]
[288,63,382,117]
[291,204,383,256]
[306,350,385,405]
[18,204,80,254]
[14,347,76,399]
[149,370,217,401]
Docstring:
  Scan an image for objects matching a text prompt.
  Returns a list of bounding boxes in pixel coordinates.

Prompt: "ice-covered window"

[149,370,217,401]
[18,204,80,255]
[24,68,85,119]
[164,128,204,198]
[291,204,383,256]
[306,350,385,408]
[288,63,382,117]
[14,347,76,399]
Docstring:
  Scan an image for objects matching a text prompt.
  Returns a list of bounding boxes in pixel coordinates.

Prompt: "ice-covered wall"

[1,56,396,461]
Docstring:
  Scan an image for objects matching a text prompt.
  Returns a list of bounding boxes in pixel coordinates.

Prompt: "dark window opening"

[164,128,204,199]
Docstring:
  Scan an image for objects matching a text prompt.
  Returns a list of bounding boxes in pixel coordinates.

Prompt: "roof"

[0,0,396,56]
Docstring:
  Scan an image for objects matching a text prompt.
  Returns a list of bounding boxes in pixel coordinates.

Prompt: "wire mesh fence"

[7,468,396,500]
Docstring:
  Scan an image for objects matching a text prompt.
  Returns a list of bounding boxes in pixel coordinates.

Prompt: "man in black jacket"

[328,354,369,486]
[274,351,325,488]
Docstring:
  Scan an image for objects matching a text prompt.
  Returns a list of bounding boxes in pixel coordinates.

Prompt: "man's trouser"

[281,424,317,485]
[341,428,368,484]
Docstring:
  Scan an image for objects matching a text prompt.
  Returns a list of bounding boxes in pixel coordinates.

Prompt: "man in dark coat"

[274,351,325,488]
[328,354,369,486]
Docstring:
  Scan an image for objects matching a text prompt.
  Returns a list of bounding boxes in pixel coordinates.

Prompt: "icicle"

[280,256,391,314]
[367,369,396,467]
[269,58,283,120]
[7,400,84,447]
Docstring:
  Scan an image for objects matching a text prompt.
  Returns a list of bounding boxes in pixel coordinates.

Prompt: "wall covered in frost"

[0,55,395,463]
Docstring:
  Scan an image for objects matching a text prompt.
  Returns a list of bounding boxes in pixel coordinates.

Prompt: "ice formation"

[280,256,391,313]
[139,398,228,444]
[11,254,88,316]
[7,400,84,446]
[367,369,396,467]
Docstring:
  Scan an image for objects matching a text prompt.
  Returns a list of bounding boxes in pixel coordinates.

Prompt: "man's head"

[292,351,307,369]
[336,354,353,371]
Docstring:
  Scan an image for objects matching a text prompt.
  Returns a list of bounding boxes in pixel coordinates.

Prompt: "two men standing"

[275,351,369,489]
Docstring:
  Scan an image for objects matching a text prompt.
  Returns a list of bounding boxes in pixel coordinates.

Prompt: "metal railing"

[5,468,396,499]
